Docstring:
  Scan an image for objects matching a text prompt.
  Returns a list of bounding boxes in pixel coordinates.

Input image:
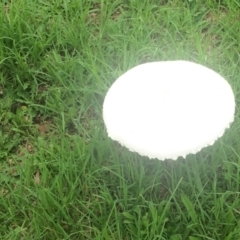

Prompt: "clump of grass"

[0,0,240,239]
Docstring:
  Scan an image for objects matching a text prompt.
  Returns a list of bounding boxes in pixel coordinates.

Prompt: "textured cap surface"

[103,61,235,160]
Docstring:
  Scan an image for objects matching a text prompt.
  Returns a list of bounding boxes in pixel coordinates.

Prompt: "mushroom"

[103,60,235,160]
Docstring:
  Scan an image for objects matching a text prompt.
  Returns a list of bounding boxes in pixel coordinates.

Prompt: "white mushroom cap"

[103,60,235,160]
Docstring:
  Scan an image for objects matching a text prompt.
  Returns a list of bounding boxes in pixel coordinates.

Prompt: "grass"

[0,0,240,239]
